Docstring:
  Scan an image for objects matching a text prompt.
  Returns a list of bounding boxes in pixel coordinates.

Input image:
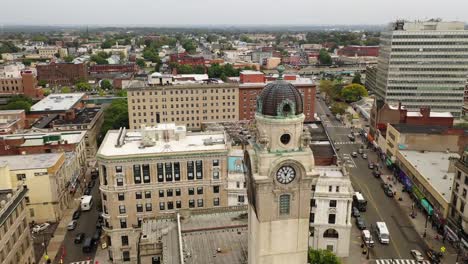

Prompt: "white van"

[81,195,93,211]
[361,229,374,247]
[376,222,390,244]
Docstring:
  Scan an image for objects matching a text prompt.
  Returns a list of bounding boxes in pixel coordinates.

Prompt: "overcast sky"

[1,0,468,26]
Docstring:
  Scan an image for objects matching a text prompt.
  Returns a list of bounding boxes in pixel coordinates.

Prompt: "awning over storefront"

[385,158,393,167]
[367,134,374,142]
[412,186,425,200]
[421,198,434,216]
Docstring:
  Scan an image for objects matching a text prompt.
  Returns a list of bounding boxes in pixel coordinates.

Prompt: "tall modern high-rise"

[375,20,468,117]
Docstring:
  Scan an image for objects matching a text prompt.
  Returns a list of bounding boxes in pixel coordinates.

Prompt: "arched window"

[323,228,339,238]
[279,194,291,215]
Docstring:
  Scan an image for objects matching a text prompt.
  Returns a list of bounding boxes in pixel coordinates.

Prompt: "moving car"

[351,152,358,158]
[355,217,366,230]
[368,162,374,169]
[32,223,50,233]
[381,183,394,197]
[67,220,78,231]
[72,210,81,220]
[74,233,85,244]
[410,249,424,262]
[352,207,360,217]
[361,230,375,247]
[372,170,381,178]
[358,149,363,154]
[362,153,368,159]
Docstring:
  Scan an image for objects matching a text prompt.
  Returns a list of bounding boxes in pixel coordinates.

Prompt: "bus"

[353,192,367,212]
[376,222,390,244]
[81,195,93,211]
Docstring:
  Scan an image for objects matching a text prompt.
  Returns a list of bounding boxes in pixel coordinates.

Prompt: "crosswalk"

[334,141,360,145]
[375,259,432,264]
[69,261,92,264]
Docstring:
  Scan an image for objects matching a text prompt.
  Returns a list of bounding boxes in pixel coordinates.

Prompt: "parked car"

[67,220,78,231]
[84,187,92,195]
[362,153,368,159]
[72,210,81,220]
[351,152,358,158]
[410,249,425,262]
[381,183,394,197]
[352,207,360,217]
[74,233,85,244]
[355,217,366,230]
[92,230,101,245]
[368,162,374,169]
[358,149,364,154]
[426,249,441,263]
[32,223,50,233]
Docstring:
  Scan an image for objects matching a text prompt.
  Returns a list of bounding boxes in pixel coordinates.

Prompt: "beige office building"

[127,84,238,131]
[97,124,229,263]
[0,186,35,264]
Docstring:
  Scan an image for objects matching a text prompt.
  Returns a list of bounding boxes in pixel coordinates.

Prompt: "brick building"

[0,110,26,134]
[337,46,379,57]
[89,63,138,75]
[37,62,88,85]
[238,71,316,122]
[0,70,43,98]
[170,52,205,66]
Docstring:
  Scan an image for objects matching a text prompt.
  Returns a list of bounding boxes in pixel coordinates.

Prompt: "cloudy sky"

[2,0,467,25]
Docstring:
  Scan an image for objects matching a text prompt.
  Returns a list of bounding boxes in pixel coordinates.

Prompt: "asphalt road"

[315,97,426,260]
[59,178,102,264]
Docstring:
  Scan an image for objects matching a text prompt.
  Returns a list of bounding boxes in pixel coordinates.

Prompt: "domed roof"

[256,70,303,117]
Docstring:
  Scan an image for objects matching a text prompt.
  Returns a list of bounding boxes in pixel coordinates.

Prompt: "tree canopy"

[341,83,368,102]
[318,49,332,65]
[1,95,33,112]
[182,39,197,54]
[76,81,92,91]
[142,47,161,63]
[61,86,71,93]
[100,79,112,90]
[0,41,20,54]
[99,98,128,145]
[136,58,146,68]
[91,54,109,65]
[352,73,362,85]
[308,249,341,264]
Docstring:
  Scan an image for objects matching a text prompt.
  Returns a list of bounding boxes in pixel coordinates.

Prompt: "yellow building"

[0,153,72,223]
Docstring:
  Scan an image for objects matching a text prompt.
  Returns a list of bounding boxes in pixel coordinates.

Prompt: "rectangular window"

[279,195,290,215]
[188,188,194,195]
[167,189,173,197]
[238,195,245,203]
[118,193,125,201]
[159,202,165,210]
[197,199,204,207]
[328,214,336,224]
[115,166,123,173]
[336,186,340,192]
[175,188,181,196]
[465,176,468,186]
[102,165,108,185]
[146,203,152,212]
[195,160,203,179]
[311,185,316,191]
[119,205,126,214]
[159,190,164,197]
[135,192,142,199]
[145,191,151,199]
[123,251,130,261]
[329,200,337,207]
[189,199,195,208]
[167,201,174,210]
[311,199,316,207]
[16,174,26,181]
[157,163,164,182]
[213,171,219,180]
[165,163,173,181]
[142,164,150,183]
[213,186,220,193]
[103,193,107,201]
[174,162,180,181]
[328,186,332,192]
[213,159,219,166]
[457,171,461,180]
[214,198,220,206]
[236,182,240,188]
[120,219,127,228]
[121,236,129,246]
[187,161,194,180]
[310,213,315,223]
[116,178,124,186]
[133,165,142,184]
[176,200,182,208]
[197,187,203,195]
[136,204,143,212]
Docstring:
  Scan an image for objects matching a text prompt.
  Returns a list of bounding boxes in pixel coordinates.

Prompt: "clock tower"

[245,66,316,264]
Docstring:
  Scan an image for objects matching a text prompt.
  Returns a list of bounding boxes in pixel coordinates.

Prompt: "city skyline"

[1,0,468,26]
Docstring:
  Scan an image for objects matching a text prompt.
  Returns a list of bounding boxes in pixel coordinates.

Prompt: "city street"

[56,178,102,264]
[315,97,427,260]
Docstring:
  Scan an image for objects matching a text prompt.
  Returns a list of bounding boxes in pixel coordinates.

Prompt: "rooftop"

[0,109,25,115]
[391,123,459,134]
[98,124,227,158]
[1,153,63,170]
[399,150,460,203]
[0,187,28,227]
[53,107,102,126]
[0,131,86,146]
[30,93,86,112]
[240,70,263,75]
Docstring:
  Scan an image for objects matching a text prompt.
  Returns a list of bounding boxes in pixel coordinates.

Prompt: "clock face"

[276,166,296,184]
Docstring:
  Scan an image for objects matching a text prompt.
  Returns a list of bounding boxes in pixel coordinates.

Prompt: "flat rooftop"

[391,123,454,134]
[0,109,25,115]
[399,150,460,203]
[98,125,227,158]
[31,93,85,112]
[1,153,63,170]
[0,131,85,146]
[53,107,102,126]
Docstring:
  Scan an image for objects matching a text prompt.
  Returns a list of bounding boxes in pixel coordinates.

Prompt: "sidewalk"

[379,166,458,263]
[94,246,112,264]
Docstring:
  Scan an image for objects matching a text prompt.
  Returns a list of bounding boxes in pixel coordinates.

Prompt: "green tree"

[142,48,160,63]
[318,49,332,65]
[61,86,71,93]
[101,39,113,49]
[206,34,218,43]
[352,73,362,85]
[38,80,48,87]
[43,88,51,96]
[182,39,197,54]
[91,54,109,65]
[177,64,194,74]
[97,51,110,59]
[193,65,205,74]
[23,59,32,66]
[341,83,368,102]
[331,102,348,115]
[99,98,129,144]
[0,41,20,54]
[76,82,91,91]
[319,80,334,98]
[64,55,74,63]
[116,89,127,97]
[101,79,113,90]
[1,95,33,112]
[240,35,253,43]
[308,249,341,264]
[136,58,146,68]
